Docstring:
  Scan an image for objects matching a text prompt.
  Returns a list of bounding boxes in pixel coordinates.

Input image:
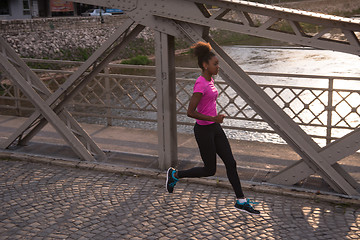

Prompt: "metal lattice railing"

[0,58,359,146]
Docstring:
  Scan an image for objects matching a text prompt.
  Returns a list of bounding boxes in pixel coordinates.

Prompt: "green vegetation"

[299,22,324,34]
[121,55,151,65]
[0,85,5,95]
[0,82,10,96]
[118,37,189,60]
[209,16,328,47]
[267,20,323,34]
[25,60,56,70]
[59,47,94,61]
[24,47,95,68]
[175,38,191,52]
[332,7,360,17]
[114,55,153,75]
[210,29,286,46]
[119,38,155,60]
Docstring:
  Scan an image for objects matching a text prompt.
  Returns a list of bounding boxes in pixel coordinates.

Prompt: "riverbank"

[0,1,359,61]
[278,0,360,16]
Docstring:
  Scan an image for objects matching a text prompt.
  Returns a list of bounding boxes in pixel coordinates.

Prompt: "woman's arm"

[187,92,225,123]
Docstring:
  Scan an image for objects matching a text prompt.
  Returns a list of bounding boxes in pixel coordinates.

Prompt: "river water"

[223,46,360,77]
[177,46,360,87]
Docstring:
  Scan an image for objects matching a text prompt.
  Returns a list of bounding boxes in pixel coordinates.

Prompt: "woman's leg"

[177,124,217,178]
[213,124,245,199]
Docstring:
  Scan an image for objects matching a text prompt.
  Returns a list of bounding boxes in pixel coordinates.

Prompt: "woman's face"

[204,56,219,76]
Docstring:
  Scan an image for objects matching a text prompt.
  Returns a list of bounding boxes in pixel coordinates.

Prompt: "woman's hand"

[213,114,225,123]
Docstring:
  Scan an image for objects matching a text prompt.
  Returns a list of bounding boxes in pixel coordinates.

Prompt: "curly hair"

[191,41,215,70]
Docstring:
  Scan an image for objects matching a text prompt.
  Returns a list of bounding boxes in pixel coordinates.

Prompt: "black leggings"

[177,123,244,198]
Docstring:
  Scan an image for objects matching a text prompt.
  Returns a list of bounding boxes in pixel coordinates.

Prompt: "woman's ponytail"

[191,42,215,70]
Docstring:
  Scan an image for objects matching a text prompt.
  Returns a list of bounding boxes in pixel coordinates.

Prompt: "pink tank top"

[193,76,218,125]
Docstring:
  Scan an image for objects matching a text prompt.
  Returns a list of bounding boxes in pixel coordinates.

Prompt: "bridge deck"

[1,114,359,194]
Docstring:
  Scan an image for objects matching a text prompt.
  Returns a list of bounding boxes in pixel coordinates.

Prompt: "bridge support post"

[155,31,178,170]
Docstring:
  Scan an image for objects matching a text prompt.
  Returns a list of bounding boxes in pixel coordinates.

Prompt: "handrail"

[22,58,360,81]
[2,58,359,145]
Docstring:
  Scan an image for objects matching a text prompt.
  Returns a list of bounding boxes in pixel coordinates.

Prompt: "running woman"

[166,41,260,215]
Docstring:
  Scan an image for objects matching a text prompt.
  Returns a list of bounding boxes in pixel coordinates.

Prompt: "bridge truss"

[1,0,360,195]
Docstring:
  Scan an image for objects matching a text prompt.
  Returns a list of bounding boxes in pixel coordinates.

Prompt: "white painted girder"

[73,0,360,55]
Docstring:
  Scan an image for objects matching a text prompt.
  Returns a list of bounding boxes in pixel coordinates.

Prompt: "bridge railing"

[0,58,359,146]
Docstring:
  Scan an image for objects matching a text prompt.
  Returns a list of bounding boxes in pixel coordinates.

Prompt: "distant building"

[49,0,75,17]
[0,0,90,20]
[0,0,34,20]
[0,1,111,20]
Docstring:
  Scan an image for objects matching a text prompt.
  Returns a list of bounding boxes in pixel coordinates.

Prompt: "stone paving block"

[0,160,360,239]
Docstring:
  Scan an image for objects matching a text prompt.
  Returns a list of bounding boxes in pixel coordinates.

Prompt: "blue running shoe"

[235,199,260,215]
[166,167,178,193]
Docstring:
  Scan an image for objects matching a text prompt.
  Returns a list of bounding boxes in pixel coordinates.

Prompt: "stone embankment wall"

[1,0,359,59]
[0,15,127,33]
[0,15,153,59]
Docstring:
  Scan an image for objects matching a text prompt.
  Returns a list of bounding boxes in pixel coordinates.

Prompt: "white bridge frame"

[1,0,360,195]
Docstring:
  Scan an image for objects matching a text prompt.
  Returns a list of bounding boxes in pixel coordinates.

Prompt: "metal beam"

[148,0,360,55]
[2,0,359,195]
[173,21,359,195]
[155,31,178,170]
[0,52,96,162]
[135,0,360,194]
[72,0,360,55]
[15,21,144,147]
[0,19,144,162]
[0,37,107,161]
[1,18,132,147]
[269,127,360,189]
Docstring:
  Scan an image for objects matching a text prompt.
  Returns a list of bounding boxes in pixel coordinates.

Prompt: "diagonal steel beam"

[0,19,144,162]
[132,6,360,195]
[149,6,360,194]
[72,0,360,55]
[0,19,134,146]
[269,127,360,189]
[191,3,360,192]
[0,52,97,162]
[0,36,106,161]
[147,0,360,55]
[16,22,144,148]
[60,0,360,194]
[173,21,359,195]
[208,38,359,196]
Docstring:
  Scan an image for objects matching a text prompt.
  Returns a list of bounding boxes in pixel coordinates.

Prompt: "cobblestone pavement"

[1,160,360,239]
